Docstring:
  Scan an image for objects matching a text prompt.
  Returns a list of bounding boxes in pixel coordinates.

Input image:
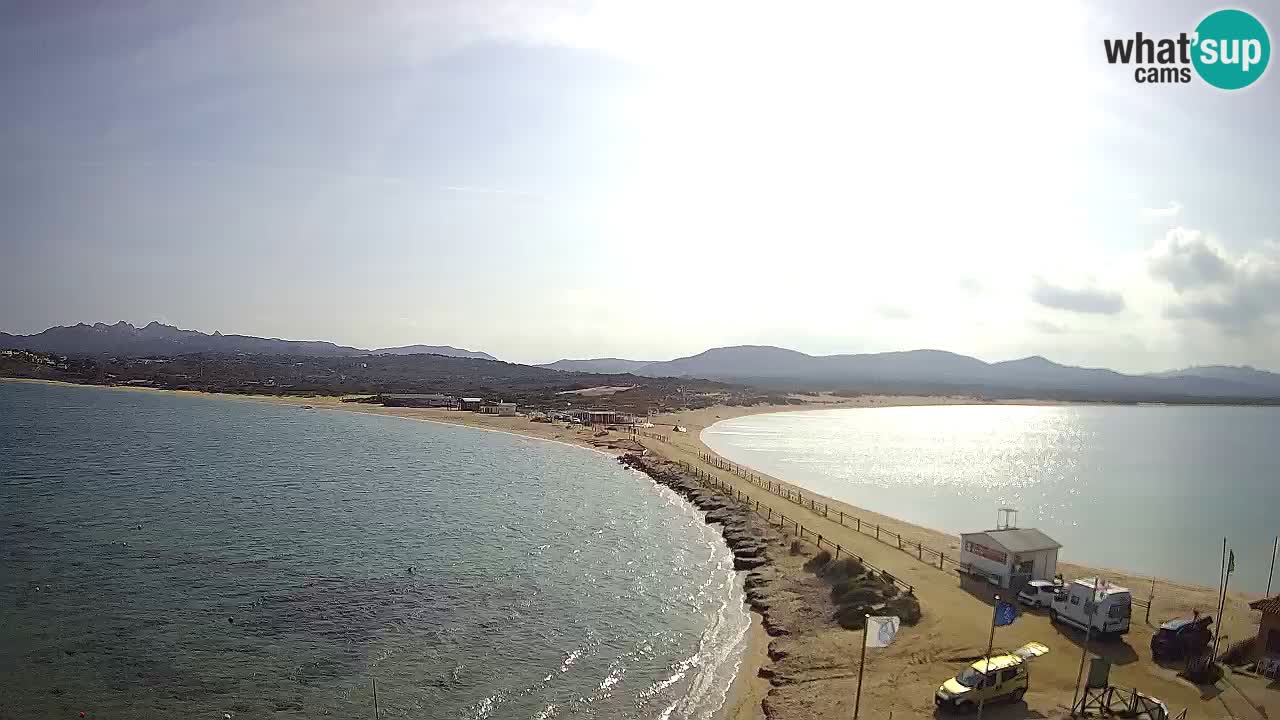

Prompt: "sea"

[0,381,749,719]
[702,404,1280,594]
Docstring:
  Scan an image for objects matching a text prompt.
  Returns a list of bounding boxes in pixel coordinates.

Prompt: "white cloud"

[1030,276,1126,315]
[1148,228,1280,334]
[1139,200,1182,221]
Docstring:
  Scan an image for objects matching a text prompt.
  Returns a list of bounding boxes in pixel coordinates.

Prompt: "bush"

[819,557,865,582]
[883,595,923,626]
[803,550,832,572]
[834,586,887,607]
[789,540,806,555]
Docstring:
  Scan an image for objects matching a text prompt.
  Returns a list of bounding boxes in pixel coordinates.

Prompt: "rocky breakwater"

[619,452,924,720]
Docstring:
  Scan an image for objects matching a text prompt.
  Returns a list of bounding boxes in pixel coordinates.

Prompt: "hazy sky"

[3,1,1278,370]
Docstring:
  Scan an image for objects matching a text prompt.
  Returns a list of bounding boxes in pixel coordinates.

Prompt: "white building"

[959,526,1061,592]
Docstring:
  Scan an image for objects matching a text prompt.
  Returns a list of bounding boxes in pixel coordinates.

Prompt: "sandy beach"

[7,379,1276,719]
[642,399,1275,719]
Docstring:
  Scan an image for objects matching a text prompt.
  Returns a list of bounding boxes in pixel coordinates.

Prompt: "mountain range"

[5,323,1280,401]
[540,346,1280,400]
[0,322,495,361]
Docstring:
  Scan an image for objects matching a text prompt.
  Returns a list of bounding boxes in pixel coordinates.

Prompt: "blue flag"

[995,600,1018,626]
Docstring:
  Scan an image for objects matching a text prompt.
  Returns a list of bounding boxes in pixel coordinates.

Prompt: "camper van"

[1049,577,1131,636]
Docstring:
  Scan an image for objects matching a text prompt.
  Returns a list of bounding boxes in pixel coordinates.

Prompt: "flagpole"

[1214,546,1235,659]
[976,595,999,720]
[1212,538,1227,660]
[1071,577,1101,713]
[1267,535,1278,597]
[853,614,869,720]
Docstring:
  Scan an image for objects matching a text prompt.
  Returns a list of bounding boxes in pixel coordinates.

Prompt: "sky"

[2,1,1278,370]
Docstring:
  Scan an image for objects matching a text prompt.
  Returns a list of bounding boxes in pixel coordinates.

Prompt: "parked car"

[935,642,1049,713]
[1150,614,1213,661]
[1017,579,1060,608]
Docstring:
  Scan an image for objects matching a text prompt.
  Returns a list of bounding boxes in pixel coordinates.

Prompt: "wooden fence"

[688,448,1155,613]
[675,459,914,595]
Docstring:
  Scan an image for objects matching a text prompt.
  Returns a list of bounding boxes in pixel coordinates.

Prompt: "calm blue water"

[0,382,748,719]
[703,404,1280,593]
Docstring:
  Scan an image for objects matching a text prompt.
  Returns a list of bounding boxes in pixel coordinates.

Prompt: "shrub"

[820,557,865,582]
[883,595,923,626]
[789,540,805,556]
[803,550,832,572]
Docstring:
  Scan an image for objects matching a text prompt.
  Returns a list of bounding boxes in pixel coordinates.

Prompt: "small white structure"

[1050,578,1132,636]
[959,510,1060,592]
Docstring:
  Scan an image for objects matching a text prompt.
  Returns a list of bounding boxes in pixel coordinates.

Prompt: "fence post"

[818,534,823,547]
[857,518,861,533]
[835,545,841,559]
[898,536,902,550]
[876,525,880,540]
[918,543,922,560]
[940,552,944,570]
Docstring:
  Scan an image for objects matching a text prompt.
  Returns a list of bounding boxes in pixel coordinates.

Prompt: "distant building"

[571,409,623,425]
[382,393,456,408]
[479,401,517,416]
[458,397,483,412]
[959,520,1060,593]
[1249,595,1280,674]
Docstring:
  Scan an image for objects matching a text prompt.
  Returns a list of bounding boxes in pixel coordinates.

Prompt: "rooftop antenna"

[996,508,1018,530]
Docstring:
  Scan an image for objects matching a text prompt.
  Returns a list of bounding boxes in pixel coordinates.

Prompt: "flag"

[865,616,900,648]
[995,600,1018,626]
[1227,550,1235,575]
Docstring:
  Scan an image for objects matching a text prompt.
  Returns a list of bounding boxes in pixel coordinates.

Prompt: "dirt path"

[638,402,1268,720]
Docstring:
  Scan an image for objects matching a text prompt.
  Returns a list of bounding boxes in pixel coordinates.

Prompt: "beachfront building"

[479,401,517,416]
[571,409,629,425]
[458,397,483,412]
[382,393,456,408]
[1249,596,1280,677]
[958,527,1061,593]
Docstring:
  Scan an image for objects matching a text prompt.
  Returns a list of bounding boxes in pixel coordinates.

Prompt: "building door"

[1268,628,1280,654]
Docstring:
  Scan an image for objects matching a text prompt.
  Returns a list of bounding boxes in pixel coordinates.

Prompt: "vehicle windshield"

[955,667,986,688]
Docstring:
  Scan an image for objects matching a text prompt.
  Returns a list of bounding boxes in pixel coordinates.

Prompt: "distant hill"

[1145,365,1280,393]
[373,345,498,361]
[7,322,1280,402]
[539,358,657,374]
[595,345,1280,401]
[0,321,501,361]
[0,321,364,357]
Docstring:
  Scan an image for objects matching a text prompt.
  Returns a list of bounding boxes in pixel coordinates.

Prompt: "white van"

[1049,577,1131,636]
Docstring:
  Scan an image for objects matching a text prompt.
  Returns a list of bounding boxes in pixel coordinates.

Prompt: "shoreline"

[3,377,767,720]
[640,401,1271,718]
[8,378,1274,718]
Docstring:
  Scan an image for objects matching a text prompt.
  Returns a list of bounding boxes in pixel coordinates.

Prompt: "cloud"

[876,305,912,320]
[1139,200,1182,221]
[956,276,983,294]
[1150,230,1280,333]
[1029,319,1066,334]
[1030,277,1126,315]
[1147,227,1232,291]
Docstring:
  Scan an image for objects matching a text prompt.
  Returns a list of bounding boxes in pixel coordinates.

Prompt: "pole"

[1146,579,1155,625]
[1071,577,1101,713]
[372,677,380,719]
[977,595,999,720]
[1267,535,1278,598]
[1212,538,1228,658]
[853,614,869,720]
[1214,543,1234,659]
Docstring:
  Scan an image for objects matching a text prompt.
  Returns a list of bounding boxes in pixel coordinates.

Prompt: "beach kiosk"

[959,510,1060,594]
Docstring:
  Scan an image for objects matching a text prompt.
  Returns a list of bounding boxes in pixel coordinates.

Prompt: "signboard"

[964,540,1008,565]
